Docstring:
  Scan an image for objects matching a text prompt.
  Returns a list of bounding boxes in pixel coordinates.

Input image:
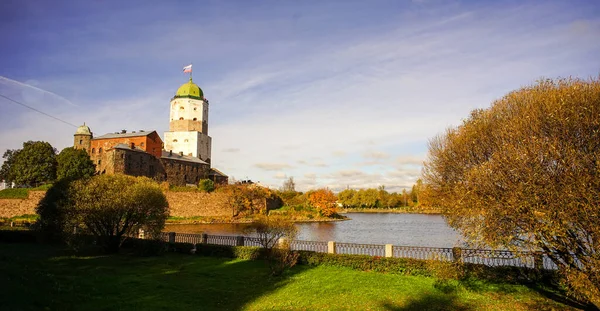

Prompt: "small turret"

[74,123,92,152]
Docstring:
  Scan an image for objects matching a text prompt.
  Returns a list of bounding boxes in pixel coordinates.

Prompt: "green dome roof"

[175,78,203,99]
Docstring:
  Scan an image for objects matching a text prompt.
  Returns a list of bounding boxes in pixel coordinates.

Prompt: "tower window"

[193,118,197,121]
[193,107,197,111]
[179,117,184,120]
[99,148,102,154]
[173,139,178,143]
[184,139,189,142]
[92,148,95,154]
[180,106,185,110]
[79,139,83,145]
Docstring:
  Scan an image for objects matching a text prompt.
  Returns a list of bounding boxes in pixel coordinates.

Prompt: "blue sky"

[1,0,599,191]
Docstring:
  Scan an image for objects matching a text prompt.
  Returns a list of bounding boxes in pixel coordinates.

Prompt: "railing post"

[201,233,208,244]
[452,247,462,263]
[138,228,145,239]
[235,235,245,246]
[168,232,176,244]
[385,244,394,258]
[328,241,336,254]
[534,252,544,270]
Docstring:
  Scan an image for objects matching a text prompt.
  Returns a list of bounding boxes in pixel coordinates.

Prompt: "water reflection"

[164,213,464,248]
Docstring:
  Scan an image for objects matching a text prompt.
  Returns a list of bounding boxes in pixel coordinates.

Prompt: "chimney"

[130,143,135,149]
[179,151,184,156]
[139,130,144,132]
[121,129,126,134]
[169,150,173,156]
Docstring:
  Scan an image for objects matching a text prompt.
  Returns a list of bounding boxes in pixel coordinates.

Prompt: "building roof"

[75,123,92,135]
[112,143,148,153]
[93,130,156,140]
[209,167,228,177]
[161,150,208,165]
[174,78,204,99]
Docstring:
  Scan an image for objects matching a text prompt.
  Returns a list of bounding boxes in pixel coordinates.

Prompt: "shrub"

[0,229,38,243]
[297,252,431,276]
[193,244,264,260]
[198,179,215,193]
[120,238,168,256]
[36,174,169,253]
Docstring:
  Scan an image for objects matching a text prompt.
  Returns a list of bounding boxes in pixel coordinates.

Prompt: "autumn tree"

[244,215,299,275]
[37,174,169,253]
[56,147,95,181]
[307,188,338,217]
[423,78,600,307]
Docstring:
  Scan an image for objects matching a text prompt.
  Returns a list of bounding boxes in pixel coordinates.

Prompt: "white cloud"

[1,1,599,194]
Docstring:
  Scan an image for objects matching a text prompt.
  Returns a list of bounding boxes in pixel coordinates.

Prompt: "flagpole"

[190,62,193,81]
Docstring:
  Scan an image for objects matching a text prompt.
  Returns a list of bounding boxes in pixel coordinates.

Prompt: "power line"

[0,93,78,128]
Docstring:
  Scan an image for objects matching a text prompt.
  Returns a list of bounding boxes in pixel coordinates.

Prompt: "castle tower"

[74,123,92,152]
[163,77,212,163]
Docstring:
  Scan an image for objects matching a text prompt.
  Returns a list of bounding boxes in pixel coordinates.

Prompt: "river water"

[164,213,465,248]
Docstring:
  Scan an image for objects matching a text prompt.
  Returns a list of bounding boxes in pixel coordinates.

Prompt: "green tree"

[56,147,95,181]
[0,149,20,182]
[198,179,215,192]
[9,141,57,186]
[37,174,169,253]
[423,78,600,307]
[337,189,356,208]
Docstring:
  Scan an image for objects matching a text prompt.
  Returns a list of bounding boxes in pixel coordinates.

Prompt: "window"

[173,139,178,143]
[92,148,95,154]
[184,139,188,142]
[79,139,83,145]
[140,142,145,147]
[99,148,102,154]
[193,107,197,111]
[98,160,102,165]
[179,117,184,120]
[193,117,197,121]
[180,106,184,110]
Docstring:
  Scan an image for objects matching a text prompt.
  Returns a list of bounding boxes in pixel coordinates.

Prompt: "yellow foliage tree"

[308,188,338,217]
[423,78,600,307]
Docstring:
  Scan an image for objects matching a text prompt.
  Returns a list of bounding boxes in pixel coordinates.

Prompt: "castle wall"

[90,132,163,159]
[0,190,239,218]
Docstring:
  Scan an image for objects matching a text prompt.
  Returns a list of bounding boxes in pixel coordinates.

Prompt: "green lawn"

[0,243,582,311]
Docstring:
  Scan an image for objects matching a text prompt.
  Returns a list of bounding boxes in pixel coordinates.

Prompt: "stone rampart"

[0,190,244,218]
[0,191,46,218]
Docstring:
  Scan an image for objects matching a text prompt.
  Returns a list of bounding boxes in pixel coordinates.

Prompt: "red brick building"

[72,78,228,186]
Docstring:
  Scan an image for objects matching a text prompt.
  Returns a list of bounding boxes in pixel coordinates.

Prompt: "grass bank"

[0,243,585,311]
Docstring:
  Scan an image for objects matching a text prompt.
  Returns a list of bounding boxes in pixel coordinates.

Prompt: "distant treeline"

[276,177,425,210]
